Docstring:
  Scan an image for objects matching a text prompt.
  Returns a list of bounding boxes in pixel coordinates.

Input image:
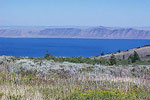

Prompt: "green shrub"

[101,52,104,56]
[128,51,141,63]
[45,50,50,58]
[117,50,121,53]
[109,54,117,65]
[0,92,4,99]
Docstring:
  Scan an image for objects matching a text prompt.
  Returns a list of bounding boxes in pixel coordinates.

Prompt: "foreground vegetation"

[0,49,150,100]
[0,55,150,100]
[0,71,150,100]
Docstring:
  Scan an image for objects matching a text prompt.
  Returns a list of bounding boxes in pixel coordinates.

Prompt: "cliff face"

[0,26,150,39]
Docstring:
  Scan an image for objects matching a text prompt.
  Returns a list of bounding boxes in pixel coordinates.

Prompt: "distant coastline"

[0,37,150,40]
[0,26,150,39]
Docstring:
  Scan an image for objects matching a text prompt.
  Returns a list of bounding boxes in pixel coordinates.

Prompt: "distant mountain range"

[0,26,150,39]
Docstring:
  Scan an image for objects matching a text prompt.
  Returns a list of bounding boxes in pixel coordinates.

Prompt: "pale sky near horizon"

[0,0,150,27]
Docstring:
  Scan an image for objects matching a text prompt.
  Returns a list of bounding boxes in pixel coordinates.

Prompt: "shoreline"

[0,37,150,40]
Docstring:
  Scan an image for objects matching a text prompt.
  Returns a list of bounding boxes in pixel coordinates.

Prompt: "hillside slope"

[93,45,150,60]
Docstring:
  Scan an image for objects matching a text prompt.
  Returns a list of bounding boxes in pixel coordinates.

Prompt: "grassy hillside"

[94,45,150,60]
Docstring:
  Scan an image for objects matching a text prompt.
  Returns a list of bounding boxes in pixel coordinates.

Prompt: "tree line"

[44,50,148,65]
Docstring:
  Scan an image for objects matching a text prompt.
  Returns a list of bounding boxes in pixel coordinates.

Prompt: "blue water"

[0,38,150,57]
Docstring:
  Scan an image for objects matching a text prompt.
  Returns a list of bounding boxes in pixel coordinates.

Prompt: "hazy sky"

[0,0,150,27]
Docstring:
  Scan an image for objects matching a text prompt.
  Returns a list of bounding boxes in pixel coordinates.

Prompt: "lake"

[0,38,150,57]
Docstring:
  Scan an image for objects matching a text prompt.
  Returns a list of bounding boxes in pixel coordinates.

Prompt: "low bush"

[7,94,23,100]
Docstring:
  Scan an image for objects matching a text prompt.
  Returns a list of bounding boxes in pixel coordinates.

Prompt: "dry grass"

[0,57,150,100]
[0,72,150,100]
